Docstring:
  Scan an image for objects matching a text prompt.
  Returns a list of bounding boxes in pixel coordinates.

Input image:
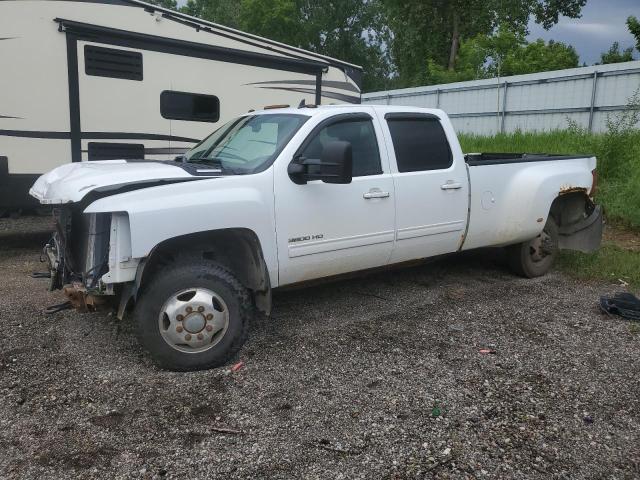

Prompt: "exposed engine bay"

[44,207,113,309]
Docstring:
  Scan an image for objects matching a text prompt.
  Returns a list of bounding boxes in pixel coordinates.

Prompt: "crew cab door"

[379,112,469,263]
[274,111,395,286]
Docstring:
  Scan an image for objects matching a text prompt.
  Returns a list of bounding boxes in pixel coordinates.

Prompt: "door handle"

[441,181,463,190]
[363,189,390,199]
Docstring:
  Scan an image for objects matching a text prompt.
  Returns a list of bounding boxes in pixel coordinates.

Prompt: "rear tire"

[133,260,252,371]
[507,219,559,278]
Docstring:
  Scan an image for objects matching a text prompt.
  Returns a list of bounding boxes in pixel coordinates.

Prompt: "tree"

[180,0,242,29]
[145,0,178,9]
[500,38,579,75]
[627,16,640,52]
[600,42,634,64]
[383,0,586,87]
[424,29,579,85]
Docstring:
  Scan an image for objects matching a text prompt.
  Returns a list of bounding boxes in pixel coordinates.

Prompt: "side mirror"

[288,140,353,185]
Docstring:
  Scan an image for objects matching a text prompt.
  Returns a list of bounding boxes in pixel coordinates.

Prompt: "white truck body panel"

[463,156,596,250]
[84,171,280,286]
[29,160,199,204]
[31,105,599,291]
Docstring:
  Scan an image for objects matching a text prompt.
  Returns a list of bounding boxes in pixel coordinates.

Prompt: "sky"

[527,0,639,64]
[175,0,638,65]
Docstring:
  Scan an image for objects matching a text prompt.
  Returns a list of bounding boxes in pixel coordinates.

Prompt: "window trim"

[384,112,440,121]
[385,113,453,173]
[293,112,383,178]
[160,90,221,123]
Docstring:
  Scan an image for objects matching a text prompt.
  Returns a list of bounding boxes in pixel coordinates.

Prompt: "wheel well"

[549,190,594,229]
[138,229,271,316]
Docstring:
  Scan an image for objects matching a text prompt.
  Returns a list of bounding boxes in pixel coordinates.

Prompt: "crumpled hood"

[30,160,208,204]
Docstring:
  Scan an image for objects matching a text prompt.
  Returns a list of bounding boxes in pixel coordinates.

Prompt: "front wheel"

[507,219,559,278]
[133,261,252,371]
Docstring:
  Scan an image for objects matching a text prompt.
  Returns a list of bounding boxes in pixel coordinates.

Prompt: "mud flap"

[558,205,603,253]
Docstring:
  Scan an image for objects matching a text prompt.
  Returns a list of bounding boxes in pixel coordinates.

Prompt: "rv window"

[88,143,145,161]
[160,91,220,123]
[84,45,143,81]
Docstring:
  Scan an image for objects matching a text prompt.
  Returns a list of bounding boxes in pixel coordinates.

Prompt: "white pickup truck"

[30,105,603,370]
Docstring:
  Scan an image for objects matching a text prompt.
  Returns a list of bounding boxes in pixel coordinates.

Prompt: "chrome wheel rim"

[158,288,229,353]
[529,230,554,263]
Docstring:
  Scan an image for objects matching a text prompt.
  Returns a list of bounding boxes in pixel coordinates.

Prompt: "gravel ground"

[1,216,639,480]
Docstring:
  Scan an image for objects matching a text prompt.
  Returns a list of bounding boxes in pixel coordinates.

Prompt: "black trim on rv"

[55,19,329,76]
[247,80,361,94]
[0,130,201,143]
[253,86,360,104]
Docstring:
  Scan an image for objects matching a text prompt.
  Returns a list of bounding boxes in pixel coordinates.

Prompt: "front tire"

[133,261,252,371]
[507,219,559,278]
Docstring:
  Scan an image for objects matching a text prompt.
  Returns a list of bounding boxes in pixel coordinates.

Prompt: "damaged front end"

[44,207,113,311]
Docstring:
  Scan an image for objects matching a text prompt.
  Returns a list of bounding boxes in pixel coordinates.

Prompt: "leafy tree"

[180,0,242,29]
[145,0,178,9]
[627,16,640,52]
[600,42,634,64]
[500,38,579,75]
[383,0,586,87]
[424,29,578,85]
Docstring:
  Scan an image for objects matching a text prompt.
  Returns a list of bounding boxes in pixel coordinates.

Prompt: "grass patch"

[557,245,640,290]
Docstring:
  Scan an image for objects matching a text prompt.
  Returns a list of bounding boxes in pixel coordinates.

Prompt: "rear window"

[386,116,452,172]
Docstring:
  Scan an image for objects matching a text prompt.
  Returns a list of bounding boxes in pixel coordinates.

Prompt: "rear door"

[379,112,469,263]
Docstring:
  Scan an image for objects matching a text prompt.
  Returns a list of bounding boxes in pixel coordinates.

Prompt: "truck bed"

[461,153,597,252]
[465,153,591,166]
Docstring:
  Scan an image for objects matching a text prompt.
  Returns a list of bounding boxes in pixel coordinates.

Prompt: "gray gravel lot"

[1,216,639,479]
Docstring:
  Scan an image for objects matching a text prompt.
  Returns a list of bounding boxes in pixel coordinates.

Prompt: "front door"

[274,111,395,286]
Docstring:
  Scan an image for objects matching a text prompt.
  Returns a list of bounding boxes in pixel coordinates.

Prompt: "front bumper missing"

[558,204,604,253]
[62,283,108,312]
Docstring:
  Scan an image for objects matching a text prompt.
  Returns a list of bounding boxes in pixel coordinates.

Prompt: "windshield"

[184,114,309,174]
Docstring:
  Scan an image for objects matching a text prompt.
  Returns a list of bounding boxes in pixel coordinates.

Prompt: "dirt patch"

[604,224,640,251]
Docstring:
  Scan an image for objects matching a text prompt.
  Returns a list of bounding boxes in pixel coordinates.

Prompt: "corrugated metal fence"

[362,61,640,135]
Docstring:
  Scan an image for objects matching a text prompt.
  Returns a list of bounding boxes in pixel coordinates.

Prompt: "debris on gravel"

[1,217,639,479]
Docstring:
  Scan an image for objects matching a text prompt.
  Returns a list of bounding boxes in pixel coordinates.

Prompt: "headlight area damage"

[45,207,138,313]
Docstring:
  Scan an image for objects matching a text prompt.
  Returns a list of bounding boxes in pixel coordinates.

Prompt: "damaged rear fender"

[550,191,603,253]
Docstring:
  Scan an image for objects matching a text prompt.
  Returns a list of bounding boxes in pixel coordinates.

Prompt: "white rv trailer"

[0,0,362,211]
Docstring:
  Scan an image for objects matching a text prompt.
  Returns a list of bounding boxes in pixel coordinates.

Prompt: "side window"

[386,116,452,172]
[160,91,220,123]
[300,118,382,177]
[85,45,143,81]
